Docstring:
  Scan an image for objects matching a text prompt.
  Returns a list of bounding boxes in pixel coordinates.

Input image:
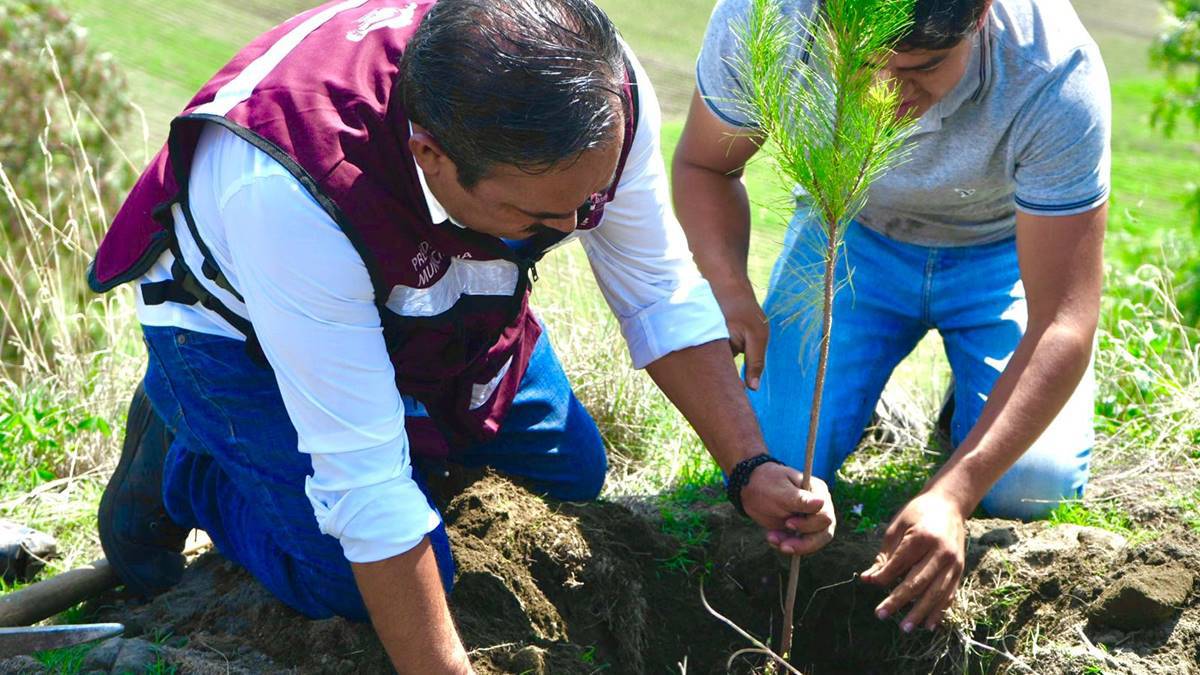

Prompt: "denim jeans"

[140,324,606,621]
[747,211,1093,520]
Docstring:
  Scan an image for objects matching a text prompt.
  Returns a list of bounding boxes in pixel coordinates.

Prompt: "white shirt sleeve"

[191,124,440,564]
[581,46,730,369]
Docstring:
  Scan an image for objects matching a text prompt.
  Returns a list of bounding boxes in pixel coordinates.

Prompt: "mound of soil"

[7,474,1199,674]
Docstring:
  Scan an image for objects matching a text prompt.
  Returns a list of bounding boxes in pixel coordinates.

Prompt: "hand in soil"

[860,490,967,632]
[743,463,836,555]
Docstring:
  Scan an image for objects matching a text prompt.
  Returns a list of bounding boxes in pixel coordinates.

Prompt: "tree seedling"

[721,0,919,665]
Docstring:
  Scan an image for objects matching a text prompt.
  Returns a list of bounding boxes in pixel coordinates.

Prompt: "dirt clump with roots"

[5,474,1198,674]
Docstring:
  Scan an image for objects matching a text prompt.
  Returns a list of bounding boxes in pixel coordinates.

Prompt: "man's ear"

[409,123,453,177]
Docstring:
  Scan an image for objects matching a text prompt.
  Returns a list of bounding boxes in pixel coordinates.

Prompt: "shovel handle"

[0,559,119,627]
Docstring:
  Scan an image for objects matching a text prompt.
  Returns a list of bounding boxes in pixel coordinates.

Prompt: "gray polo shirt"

[696,0,1112,246]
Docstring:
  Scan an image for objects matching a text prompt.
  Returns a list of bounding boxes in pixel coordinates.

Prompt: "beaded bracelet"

[726,453,784,517]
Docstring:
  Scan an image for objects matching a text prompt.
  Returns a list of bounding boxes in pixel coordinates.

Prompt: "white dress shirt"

[135,47,728,563]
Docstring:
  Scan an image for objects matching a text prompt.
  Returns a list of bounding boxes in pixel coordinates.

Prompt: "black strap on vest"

[140,201,269,368]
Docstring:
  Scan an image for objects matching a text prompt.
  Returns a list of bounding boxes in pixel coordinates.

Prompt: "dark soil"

[6,474,1199,674]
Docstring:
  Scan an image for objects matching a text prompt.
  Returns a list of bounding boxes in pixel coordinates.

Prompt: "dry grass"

[530,247,714,498]
[0,46,143,573]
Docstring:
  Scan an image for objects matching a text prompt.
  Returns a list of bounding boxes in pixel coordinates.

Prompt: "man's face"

[412,123,623,241]
[880,37,975,120]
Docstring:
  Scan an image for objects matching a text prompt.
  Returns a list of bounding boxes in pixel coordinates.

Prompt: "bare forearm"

[645,339,767,472]
[925,323,1094,512]
[672,159,754,292]
[352,538,471,675]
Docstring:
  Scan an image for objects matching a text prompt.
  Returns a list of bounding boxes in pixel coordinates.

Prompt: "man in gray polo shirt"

[673,0,1109,633]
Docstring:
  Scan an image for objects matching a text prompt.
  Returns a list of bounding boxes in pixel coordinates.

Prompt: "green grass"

[54,0,1199,288]
[59,0,316,152]
[1106,77,1200,272]
[1174,488,1200,532]
[1047,501,1156,545]
[834,447,938,533]
[654,451,723,573]
[36,643,178,675]
[35,643,95,673]
[0,385,114,493]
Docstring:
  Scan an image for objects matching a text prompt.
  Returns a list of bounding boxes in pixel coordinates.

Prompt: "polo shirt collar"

[913,23,990,135]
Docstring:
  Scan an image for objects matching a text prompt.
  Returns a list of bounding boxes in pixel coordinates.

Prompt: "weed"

[0,0,135,238]
[0,385,113,493]
[657,505,711,573]
[578,644,611,671]
[35,642,95,674]
[655,456,722,574]
[0,16,144,576]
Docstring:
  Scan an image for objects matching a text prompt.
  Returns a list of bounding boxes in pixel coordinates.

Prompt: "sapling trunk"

[779,214,837,661]
[733,0,918,664]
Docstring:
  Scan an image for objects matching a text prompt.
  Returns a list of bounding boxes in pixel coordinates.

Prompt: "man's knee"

[980,450,1089,521]
[552,399,607,501]
[561,431,607,500]
[577,450,607,500]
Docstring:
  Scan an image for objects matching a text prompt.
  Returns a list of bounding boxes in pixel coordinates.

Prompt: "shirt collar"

[912,23,990,135]
[409,122,463,228]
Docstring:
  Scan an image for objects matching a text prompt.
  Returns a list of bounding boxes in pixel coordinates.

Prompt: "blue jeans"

[140,324,606,621]
[748,212,1093,520]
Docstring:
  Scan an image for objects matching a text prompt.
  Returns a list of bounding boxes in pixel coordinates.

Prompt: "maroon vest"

[88,0,638,456]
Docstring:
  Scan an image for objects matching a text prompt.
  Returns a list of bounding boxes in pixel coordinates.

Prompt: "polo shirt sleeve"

[581,45,729,369]
[695,0,816,129]
[695,0,759,128]
[210,130,440,565]
[1012,45,1112,217]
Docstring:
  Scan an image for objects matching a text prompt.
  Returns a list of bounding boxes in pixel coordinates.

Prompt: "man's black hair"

[899,0,990,51]
[398,0,626,188]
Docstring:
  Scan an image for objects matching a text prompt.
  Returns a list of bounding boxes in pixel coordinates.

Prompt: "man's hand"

[712,280,768,390]
[741,463,836,556]
[642,340,833,554]
[860,491,967,632]
[353,538,475,674]
[672,89,768,390]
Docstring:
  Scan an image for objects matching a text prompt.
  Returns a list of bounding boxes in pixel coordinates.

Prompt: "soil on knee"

[34,474,1199,674]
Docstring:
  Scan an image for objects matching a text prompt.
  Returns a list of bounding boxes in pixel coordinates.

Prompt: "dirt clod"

[976,524,1019,548]
[1089,563,1195,630]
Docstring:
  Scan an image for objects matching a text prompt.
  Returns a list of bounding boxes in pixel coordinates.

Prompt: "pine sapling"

[733,0,918,662]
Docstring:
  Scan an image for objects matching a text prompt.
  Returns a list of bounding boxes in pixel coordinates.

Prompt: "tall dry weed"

[0,40,141,487]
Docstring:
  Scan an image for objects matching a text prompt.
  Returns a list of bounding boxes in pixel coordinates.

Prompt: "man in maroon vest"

[92,0,835,670]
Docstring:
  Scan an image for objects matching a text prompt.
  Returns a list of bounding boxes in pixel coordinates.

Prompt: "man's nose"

[545,212,578,234]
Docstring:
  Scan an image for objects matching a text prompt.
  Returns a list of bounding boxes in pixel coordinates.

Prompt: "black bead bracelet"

[726,453,784,517]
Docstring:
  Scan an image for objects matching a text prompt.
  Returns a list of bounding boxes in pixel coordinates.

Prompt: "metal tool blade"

[0,623,123,658]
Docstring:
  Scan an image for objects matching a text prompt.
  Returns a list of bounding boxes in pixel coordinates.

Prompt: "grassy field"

[59,0,1200,271]
[0,0,1196,670]
[5,0,1194,589]
[17,0,1190,515]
